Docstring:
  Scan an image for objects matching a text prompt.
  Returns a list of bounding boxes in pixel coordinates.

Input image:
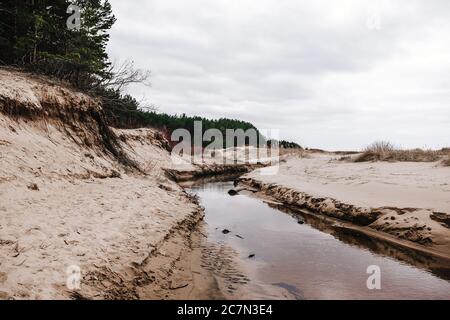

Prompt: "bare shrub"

[103,60,151,91]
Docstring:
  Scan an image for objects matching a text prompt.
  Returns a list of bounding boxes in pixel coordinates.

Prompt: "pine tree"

[0,0,115,88]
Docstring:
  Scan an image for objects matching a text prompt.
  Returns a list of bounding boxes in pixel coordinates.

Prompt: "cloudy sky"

[107,0,450,150]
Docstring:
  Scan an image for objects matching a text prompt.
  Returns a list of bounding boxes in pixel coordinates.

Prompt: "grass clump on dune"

[354,141,448,163]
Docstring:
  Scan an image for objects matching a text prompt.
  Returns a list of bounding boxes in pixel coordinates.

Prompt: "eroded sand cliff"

[0,69,207,299]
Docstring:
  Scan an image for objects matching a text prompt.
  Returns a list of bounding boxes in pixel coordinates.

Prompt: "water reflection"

[188,180,450,300]
[268,202,450,281]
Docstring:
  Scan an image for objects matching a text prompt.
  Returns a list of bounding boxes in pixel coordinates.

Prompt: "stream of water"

[188,180,450,300]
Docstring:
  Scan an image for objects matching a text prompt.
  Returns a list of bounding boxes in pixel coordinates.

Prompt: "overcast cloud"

[107,0,450,150]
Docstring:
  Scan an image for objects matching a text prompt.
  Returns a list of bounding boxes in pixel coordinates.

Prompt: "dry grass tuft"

[443,157,450,167]
[279,148,307,158]
[355,141,449,163]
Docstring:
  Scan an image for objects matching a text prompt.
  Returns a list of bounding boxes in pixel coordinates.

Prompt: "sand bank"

[237,153,450,259]
[0,69,225,299]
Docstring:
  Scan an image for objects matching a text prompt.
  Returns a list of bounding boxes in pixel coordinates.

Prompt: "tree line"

[0,1,301,149]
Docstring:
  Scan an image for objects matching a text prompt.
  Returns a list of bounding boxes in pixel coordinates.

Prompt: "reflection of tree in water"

[266,202,450,281]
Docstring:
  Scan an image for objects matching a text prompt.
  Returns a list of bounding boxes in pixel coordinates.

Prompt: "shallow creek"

[187,180,450,300]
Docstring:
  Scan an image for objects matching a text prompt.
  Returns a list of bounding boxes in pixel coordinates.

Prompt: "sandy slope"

[241,153,450,257]
[0,69,208,299]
